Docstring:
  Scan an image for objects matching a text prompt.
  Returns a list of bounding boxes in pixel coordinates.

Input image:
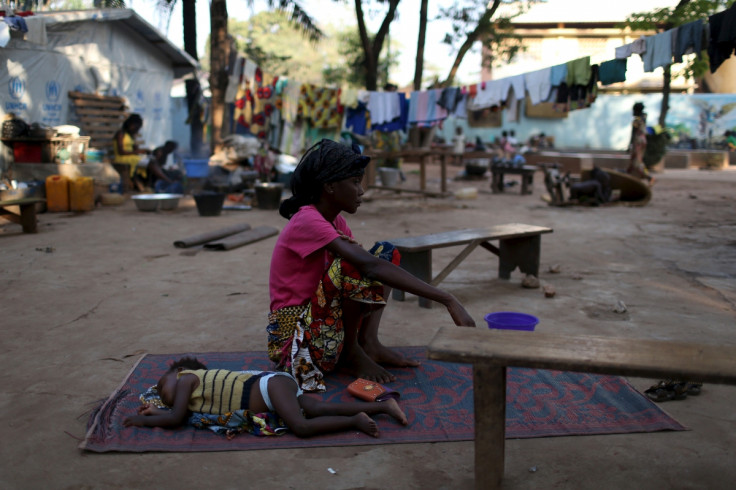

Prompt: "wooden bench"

[490,164,537,194]
[389,224,553,308]
[0,197,45,233]
[428,327,736,490]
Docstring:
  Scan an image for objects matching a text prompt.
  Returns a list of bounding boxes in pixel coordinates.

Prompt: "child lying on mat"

[123,357,408,438]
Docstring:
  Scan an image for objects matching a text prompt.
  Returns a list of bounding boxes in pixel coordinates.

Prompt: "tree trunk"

[209,0,230,153]
[660,65,671,128]
[182,0,204,157]
[441,0,501,88]
[413,0,428,91]
[354,0,400,91]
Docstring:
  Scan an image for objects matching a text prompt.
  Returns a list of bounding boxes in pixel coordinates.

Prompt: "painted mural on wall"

[667,95,736,149]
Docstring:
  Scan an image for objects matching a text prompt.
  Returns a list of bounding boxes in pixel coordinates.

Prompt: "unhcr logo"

[46,80,61,102]
[8,77,24,100]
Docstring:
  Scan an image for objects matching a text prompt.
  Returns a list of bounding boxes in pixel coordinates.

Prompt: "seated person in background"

[133,140,183,194]
[113,114,150,189]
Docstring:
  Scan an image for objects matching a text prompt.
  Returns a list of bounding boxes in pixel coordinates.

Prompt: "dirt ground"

[1,161,735,489]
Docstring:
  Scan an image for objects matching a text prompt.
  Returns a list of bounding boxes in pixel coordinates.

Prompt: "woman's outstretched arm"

[326,238,476,327]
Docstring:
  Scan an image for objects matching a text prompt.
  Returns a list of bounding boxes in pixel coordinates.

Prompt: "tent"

[0,8,196,163]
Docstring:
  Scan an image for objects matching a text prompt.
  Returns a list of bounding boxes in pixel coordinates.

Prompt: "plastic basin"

[484,312,539,331]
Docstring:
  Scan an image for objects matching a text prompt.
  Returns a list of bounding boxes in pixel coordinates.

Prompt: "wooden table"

[490,164,537,194]
[0,197,45,233]
[364,149,451,196]
[428,327,736,490]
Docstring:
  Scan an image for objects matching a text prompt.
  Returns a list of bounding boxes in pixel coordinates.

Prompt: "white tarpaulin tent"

[0,8,196,150]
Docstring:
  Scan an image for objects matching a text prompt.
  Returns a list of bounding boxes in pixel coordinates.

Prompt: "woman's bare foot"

[338,346,396,384]
[363,340,421,368]
[380,398,408,425]
[354,412,379,437]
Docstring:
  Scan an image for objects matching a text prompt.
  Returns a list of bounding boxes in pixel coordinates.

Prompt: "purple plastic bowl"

[484,312,539,331]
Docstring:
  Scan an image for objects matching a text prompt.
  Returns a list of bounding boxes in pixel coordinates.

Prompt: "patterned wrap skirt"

[267,241,400,392]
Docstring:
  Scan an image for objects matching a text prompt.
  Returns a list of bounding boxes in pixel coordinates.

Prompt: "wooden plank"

[474,363,506,490]
[430,239,483,286]
[73,108,128,118]
[428,327,736,384]
[389,224,553,252]
[68,90,127,104]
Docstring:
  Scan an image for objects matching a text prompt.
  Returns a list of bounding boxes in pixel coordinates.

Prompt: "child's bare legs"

[265,376,380,438]
[299,392,408,426]
[358,286,421,370]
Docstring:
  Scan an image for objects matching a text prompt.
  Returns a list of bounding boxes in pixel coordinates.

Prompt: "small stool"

[491,165,536,195]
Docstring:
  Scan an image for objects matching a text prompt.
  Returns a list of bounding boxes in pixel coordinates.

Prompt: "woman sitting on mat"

[267,139,475,393]
[123,356,407,438]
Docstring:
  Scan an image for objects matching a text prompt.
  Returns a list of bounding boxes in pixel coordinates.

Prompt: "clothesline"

[224,5,735,155]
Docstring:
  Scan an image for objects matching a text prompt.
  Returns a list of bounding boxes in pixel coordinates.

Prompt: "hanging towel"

[371,93,408,132]
[598,58,627,85]
[345,102,368,135]
[438,87,462,113]
[566,57,591,86]
[225,56,245,103]
[507,75,525,103]
[549,63,568,86]
[707,6,736,73]
[281,80,301,124]
[674,19,703,63]
[367,91,401,126]
[616,36,647,59]
[340,87,360,109]
[467,78,511,111]
[523,67,552,105]
[453,92,468,119]
[642,30,673,72]
[409,89,448,125]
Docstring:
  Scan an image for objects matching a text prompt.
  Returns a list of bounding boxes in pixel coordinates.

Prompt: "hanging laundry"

[708,6,736,73]
[549,63,568,86]
[371,92,408,133]
[225,56,245,103]
[299,84,342,129]
[250,67,278,139]
[345,102,368,136]
[452,92,468,119]
[599,58,627,85]
[506,75,525,103]
[566,57,591,86]
[524,67,552,105]
[408,89,448,126]
[467,78,511,111]
[615,36,647,59]
[642,30,673,72]
[367,91,402,126]
[281,80,302,124]
[673,19,703,63]
[340,87,361,109]
[437,87,462,113]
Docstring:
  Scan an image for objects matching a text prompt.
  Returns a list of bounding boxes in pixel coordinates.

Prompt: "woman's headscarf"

[279,139,370,219]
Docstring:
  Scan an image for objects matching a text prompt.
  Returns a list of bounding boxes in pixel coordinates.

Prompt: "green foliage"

[437,0,541,69]
[222,10,396,88]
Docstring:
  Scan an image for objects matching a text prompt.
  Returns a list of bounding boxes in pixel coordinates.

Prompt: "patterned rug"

[80,347,685,452]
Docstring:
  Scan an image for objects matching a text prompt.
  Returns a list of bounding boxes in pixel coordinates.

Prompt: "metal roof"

[35,8,197,78]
